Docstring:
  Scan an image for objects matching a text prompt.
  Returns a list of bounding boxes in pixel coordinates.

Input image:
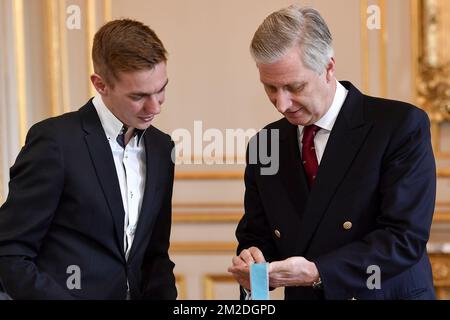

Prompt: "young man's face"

[96,62,168,130]
[257,46,335,126]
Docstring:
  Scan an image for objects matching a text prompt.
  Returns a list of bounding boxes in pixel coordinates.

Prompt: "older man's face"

[257,46,335,126]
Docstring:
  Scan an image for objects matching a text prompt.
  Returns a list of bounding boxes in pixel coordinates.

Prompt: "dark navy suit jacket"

[236,81,436,299]
[0,100,177,299]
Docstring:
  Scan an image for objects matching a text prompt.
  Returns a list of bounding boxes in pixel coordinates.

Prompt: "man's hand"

[227,247,266,290]
[269,257,319,288]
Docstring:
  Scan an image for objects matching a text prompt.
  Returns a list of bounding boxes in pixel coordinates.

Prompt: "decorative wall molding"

[360,0,369,94]
[378,0,388,98]
[175,274,186,300]
[173,167,449,181]
[103,0,111,22]
[173,212,242,223]
[85,0,112,98]
[412,0,450,159]
[170,242,236,254]
[434,212,450,223]
[203,274,235,300]
[175,171,244,180]
[171,200,449,223]
[12,0,27,144]
[1,0,27,201]
[430,253,450,299]
[359,0,388,97]
[85,0,96,98]
[44,0,70,116]
[173,202,242,208]
[437,168,450,177]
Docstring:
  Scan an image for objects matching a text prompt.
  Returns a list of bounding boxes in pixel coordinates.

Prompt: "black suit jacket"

[0,100,177,299]
[237,81,436,299]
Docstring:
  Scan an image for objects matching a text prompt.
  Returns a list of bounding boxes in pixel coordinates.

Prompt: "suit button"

[343,221,352,230]
[274,229,281,238]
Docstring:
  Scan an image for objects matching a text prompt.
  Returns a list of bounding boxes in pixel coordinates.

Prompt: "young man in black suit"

[0,19,176,299]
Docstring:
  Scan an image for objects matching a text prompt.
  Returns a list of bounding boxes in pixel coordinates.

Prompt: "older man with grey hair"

[229,5,436,300]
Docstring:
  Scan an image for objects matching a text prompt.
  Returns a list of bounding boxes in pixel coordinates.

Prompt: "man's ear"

[90,73,108,95]
[325,57,335,82]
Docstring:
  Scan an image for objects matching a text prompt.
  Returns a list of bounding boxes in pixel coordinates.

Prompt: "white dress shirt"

[92,95,146,261]
[298,80,348,164]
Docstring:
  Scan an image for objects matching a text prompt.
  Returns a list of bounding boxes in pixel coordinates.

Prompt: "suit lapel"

[278,122,310,218]
[128,128,162,260]
[295,82,373,254]
[80,102,126,259]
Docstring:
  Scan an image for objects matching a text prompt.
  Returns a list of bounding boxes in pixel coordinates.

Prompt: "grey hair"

[250,5,334,74]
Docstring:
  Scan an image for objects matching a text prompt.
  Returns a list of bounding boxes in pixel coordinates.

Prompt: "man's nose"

[274,91,292,114]
[144,95,161,115]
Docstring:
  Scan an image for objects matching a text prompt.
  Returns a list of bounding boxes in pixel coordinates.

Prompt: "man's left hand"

[269,257,319,288]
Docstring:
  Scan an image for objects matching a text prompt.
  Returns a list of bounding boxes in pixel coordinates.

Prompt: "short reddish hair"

[92,19,167,86]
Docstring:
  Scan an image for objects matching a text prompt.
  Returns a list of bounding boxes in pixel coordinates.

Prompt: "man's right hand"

[227,246,266,290]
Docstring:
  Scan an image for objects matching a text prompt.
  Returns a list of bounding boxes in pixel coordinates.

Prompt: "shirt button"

[128,226,136,236]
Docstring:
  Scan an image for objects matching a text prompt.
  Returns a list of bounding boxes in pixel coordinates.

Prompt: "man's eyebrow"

[157,79,169,93]
[261,81,277,88]
[287,81,307,88]
[261,80,307,88]
[129,79,169,96]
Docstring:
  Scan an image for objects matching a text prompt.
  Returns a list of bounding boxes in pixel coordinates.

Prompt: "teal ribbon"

[250,263,269,300]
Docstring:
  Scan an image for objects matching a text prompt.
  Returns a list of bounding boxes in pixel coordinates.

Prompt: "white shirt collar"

[92,94,124,140]
[298,80,348,133]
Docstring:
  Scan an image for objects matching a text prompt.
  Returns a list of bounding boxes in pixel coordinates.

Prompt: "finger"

[268,272,289,288]
[232,255,246,267]
[228,265,247,274]
[268,277,283,288]
[248,247,266,263]
[229,269,250,290]
[228,260,249,273]
[239,249,256,265]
